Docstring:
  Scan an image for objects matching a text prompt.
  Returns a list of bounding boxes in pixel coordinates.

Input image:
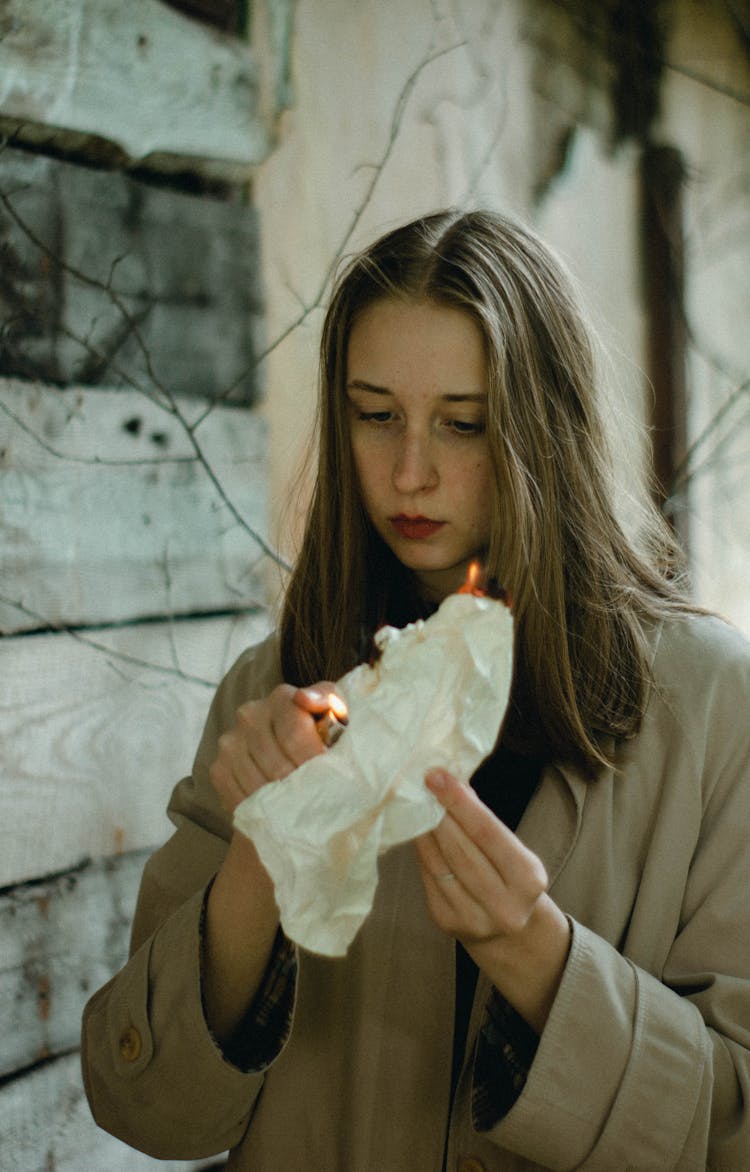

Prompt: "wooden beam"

[0,148,264,399]
[164,0,246,35]
[0,1050,221,1169]
[0,0,269,181]
[0,380,270,632]
[0,854,228,1168]
[0,853,152,1080]
[0,611,269,886]
[639,142,690,549]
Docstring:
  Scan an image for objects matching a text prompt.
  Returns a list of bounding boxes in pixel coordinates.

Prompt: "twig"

[0,188,288,566]
[0,185,177,414]
[189,40,466,432]
[0,595,219,687]
[0,397,197,468]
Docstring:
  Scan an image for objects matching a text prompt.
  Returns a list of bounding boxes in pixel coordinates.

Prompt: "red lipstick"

[389,515,446,540]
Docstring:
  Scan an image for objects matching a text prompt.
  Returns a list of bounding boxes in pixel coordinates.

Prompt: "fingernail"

[425,768,448,791]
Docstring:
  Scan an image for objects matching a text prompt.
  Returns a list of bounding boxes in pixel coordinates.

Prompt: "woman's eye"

[447,418,486,436]
[358,410,394,424]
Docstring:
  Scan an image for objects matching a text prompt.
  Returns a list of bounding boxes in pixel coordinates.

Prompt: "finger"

[292,683,341,717]
[414,828,453,885]
[209,751,262,815]
[234,702,302,780]
[422,803,513,932]
[274,690,333,764]
[415,826,492,912]
[415,834,491,939]
[425,768,548,896]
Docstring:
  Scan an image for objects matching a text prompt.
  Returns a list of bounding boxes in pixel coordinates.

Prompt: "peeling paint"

[0,0,272,173]
[2,850,152,1082]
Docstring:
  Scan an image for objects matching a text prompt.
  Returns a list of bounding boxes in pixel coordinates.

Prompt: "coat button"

[118,1026,142,1062]
[458,1160,486,1172]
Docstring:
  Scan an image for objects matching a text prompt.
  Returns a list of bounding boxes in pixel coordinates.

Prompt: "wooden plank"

[0,380,272,632]
[0,1053,223,1170]
[0,853,150,1080]
[640,143,689,548]
[165,0,244,34]
[0,0,269,180]
[0,148,263,399]
[0,611,271,887]
[0,855,230,1169]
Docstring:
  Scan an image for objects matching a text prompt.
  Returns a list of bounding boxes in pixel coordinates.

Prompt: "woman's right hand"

[208,682,340,815]
[204,682,339,1042]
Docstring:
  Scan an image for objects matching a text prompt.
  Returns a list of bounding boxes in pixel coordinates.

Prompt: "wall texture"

[0,0,748,1168]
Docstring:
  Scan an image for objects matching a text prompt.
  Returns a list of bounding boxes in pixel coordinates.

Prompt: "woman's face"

[346,298,493,602]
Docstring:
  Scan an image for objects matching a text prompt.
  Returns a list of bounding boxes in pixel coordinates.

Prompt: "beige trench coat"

[82,613,750,1170]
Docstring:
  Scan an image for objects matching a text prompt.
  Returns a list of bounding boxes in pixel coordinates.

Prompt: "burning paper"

[233,589,514,956]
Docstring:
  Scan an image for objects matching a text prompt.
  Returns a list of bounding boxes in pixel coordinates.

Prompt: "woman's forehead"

[346,298,487,386]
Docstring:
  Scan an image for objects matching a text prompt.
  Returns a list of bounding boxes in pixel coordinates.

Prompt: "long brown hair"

[280,209,694,773]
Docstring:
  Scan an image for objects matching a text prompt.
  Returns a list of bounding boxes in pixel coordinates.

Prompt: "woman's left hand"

[415,767,572,1034]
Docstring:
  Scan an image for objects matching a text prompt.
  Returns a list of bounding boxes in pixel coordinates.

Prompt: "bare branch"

[671,376,750,491]
[189,40,466,432]
[0,183,178,414]
[0,397,197,468]
[0,594,219,688]
[538,0,750,110]
[2,45,464,577]
[1,163,291,566]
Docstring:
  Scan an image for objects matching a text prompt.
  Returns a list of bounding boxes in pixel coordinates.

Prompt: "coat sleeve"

[473,617,750,1170]
[80,635,293,1161]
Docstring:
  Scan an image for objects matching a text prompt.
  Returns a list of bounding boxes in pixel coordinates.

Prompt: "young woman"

[82,210,750,1170]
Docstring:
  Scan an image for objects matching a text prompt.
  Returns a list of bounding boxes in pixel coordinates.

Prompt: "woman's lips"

[389,515,446,540]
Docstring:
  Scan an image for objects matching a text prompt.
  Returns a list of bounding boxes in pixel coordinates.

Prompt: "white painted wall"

[0,0,747,1167]
[0,0,269,177]
[0,4,274,1167]
[660,0,750,628]
[254,0,750,633]
[255,0,573,563]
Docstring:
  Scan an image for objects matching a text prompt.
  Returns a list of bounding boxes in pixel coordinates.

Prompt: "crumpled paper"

[233,591,514,956]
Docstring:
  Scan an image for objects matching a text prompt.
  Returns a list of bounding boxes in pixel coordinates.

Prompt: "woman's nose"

[391,434,438,493]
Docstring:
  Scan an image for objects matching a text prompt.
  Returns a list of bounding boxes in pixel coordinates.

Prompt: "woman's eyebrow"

[442,392,486,403]
[346,379,391,395]
[346,379,485,402]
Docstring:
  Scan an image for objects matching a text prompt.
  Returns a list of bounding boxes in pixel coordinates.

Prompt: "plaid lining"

[472,986,539,1129]
[198,754,539,1115]
[455,743,544,1131]
[221,930,297,1072]
[199,882,297,1073]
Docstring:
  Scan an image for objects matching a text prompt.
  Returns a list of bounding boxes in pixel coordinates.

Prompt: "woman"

[82,210,750,1169]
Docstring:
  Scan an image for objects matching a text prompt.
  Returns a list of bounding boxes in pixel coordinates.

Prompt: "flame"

[315,692,349,747]
[326,692,349,722]
[456,560,513,610]
[457,560,486,596]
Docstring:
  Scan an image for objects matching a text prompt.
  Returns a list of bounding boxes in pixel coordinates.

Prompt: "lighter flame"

[326,692,349,721]
[457,560,486,597]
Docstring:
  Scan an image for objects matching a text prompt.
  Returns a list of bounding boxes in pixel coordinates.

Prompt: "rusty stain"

[36,895,49,918]
[114,826,126,855]
[38,973,51,1022]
